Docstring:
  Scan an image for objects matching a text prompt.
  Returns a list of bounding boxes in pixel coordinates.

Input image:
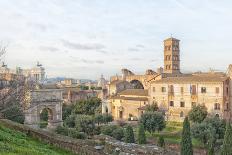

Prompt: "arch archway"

[130,80,144,89]
[39,108,53,128]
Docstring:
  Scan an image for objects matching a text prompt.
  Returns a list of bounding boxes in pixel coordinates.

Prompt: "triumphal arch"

[24,89,63,129]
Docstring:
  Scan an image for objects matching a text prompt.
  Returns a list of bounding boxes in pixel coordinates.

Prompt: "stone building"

[110,89,148,120]
[150,73,230,121]
[107,37,232,122]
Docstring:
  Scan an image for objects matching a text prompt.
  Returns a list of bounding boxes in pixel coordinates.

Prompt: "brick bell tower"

[163,37,181,74]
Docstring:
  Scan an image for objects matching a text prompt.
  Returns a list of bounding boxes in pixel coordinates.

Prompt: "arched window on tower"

[180,111,184,118]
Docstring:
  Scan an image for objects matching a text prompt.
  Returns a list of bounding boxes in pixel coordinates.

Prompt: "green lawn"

[0,124,75,155]
[136,121,204,148]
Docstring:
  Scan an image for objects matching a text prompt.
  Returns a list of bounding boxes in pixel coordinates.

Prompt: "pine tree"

[221,123,232,155]
[181,117,193,155]
[138,124,146,144]
[125,125,135,143]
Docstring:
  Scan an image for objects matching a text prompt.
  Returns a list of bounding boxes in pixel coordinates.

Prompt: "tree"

[191,116,226,147]
[94,114,103,125]
[145,102,158,112]
[221,123,232,155]
[102,114,113,124]
[62,104,74,120]
[188,104,207,123]
[138,124,146,144]
[139,112,165,134]
[181,117,193,155]
[112,127,124,140]
[72,97,101,115]
[75,115,95,136]
[125,125,135,143]
[158,136,165,148]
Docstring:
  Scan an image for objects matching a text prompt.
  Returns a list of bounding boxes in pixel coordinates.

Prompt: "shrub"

[180,117,193,155]
[124,125,135,143]
[75,115,95,136]
[112,127,124,140]
[94,114,103,125]
[102,114,113,124]
[101,125,117,136]
[188,104,207,123]
[158,136,165,148]
[64,114,75,128]
[139,111,166,134]
[55,126,69,136]
[68,129,86,139]
[138,124,146,144]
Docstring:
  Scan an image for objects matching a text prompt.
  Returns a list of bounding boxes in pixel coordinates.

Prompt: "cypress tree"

[181,117,193,155]
[158,136,165,148]
[221,123,232,155]
[138,124,146,144]
[125,125,135,143]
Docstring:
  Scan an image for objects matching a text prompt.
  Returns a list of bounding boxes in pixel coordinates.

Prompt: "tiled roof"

[152,73,228,83]
[119,89,148,96]
[110,95,148,101]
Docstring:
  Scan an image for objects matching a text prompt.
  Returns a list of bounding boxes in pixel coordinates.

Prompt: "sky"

[0,0,232,80]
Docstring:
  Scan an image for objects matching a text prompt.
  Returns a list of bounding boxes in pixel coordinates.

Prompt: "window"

[227,87,229,96]
[216,87,219,94]
[180,111,184,118]
[201,87,207,93]
[170,101,174,107]
[180,101,185,107]
[153,87,156,92]
[214,103,220,110]
[169,85,174,93]
[191,85,196,95]
[180,87,184,94]
[161,87,166,92]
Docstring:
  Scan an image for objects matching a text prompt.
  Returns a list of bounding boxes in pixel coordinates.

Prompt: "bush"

[124,125,135,143]
[94,114,103,125]
[138,124,146,144]
[64,114,75,128]
[75,115,95,136]
[55,126,86,139]
[102,114,113,124]
[112,127,124,140]
[188,104,207,123]
[101,125,117,136]
[158,136,165,148]
[139,111,166,134]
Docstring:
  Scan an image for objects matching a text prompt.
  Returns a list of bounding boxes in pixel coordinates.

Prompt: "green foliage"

[158,136,165,148]
[55,126,87,139]
[94,113,113,125]
[2,103,25,124]
[75,115,95,136]
[221,123,232,155]
[73,97,101,115]
[191,116,226,146]
[101,125,118,136]
[94,114,104,125]
[64,114,76,128]
[124,125,135,143]
[62,104,74,120]
[112,127,124,140]
[181,117,193,155]
[40,109,48,121]
[145,102,159,112]
[188,105,208,123]
[139,111,166,134]
[138,124,146,144]
[0,125,75,155]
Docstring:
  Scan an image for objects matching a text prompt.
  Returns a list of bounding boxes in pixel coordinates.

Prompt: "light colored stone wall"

[150,82,229,121]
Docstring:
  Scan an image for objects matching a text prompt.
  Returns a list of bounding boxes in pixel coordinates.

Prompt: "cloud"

[61,40,105,50]
[128,48,140,52]
[69,56,104,64]
[130,58,142,61]
[27,22,48,32]
[136,44,145,48]
[39,46,59,52]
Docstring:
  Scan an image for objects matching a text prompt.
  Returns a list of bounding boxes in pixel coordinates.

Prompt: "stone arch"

[130,79,144,89]
[24,89,63,129]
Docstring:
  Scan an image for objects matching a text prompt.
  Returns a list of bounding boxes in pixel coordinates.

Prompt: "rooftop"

[119,89,148,96]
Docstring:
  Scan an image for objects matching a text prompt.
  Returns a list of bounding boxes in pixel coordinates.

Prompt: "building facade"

[107,37,232,122]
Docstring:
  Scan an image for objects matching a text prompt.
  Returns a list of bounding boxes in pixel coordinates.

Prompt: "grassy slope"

[0,124,75,155]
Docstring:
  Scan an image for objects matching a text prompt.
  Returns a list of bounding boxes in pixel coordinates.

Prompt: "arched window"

[180,111,184,118]
[214,103,220,110]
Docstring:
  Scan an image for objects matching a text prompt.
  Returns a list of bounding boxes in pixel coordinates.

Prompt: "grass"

[136,121,203,148]
[0,124,76,155]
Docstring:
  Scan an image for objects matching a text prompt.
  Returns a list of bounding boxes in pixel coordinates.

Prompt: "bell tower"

[163,37,180,74]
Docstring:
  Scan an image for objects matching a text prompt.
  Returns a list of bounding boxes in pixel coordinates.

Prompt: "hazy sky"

[0,0,232,80]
